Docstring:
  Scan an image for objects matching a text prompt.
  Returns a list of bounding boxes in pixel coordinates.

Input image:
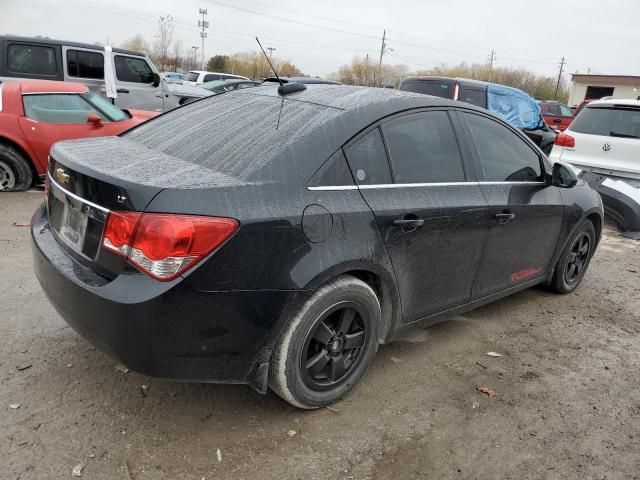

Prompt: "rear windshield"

[400,80,452,98]
[571,105,640,139]
[185,72,199,82]
[123,92,342,180]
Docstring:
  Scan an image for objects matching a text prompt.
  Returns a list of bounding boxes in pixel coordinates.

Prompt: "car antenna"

[255,36,306,95]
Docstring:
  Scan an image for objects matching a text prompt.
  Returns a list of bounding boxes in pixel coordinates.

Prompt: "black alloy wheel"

[565,233,591,285]
[301,305,367,390]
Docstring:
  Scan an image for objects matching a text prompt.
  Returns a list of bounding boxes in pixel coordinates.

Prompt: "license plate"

[59,203,88,251]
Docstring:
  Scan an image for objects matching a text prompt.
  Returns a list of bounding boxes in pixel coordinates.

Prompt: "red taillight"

[555,132,575,148]
[101,212,238,281]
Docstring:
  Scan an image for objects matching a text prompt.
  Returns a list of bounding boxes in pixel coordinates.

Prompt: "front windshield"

[82,91,127,122]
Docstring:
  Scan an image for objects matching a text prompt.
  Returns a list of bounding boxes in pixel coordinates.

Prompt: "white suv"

[549,98,640,183]
[182,70,248,86]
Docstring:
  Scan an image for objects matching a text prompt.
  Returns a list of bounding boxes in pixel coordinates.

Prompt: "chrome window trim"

[307,181,546,191]
[48,171,110,214]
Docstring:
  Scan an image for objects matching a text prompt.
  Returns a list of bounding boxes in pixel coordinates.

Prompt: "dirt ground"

[2,191,640,480]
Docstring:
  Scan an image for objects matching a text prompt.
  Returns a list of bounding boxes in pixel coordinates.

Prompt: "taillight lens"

[555,132,575,148]
[102,212,238,281]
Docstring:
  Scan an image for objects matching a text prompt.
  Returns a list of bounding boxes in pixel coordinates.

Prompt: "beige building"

[568,74,640,107]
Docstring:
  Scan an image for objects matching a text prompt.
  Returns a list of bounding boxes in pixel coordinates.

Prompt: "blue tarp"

[486,83,541,130]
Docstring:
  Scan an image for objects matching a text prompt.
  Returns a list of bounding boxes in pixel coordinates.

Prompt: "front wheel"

[269,275,380,409]
[549,220,596,294]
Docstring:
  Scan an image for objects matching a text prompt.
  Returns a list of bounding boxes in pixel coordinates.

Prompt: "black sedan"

[32,85,603,409]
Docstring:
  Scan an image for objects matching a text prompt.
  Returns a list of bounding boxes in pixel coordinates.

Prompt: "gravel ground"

[2,191,640,480]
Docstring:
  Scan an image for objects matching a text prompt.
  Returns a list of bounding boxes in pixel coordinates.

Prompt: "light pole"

[191,46,199,70]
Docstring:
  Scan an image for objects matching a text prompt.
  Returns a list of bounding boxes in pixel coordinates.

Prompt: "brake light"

[102,212,238,281]
[555,132,575,148]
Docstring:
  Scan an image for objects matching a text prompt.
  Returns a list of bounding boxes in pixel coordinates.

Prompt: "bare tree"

[121,34,150,55]
[152,15,174,71]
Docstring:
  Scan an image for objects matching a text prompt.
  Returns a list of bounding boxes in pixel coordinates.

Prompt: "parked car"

[539,101,574,132]
[550,98,640,236]
[0,35,194,111]
[0,80,157,191]
[32,84,603,409]
[399,76,556,154]
[263,76,341,85]
[161,72,185,83]
[182,70,248,86]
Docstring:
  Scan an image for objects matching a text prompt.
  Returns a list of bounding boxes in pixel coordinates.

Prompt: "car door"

[344,109,490,323]
[112,54,163,111]
[18,93,113,168]
[457,110,565,298]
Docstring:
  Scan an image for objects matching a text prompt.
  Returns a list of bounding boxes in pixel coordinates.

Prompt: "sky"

[2,0,639,79]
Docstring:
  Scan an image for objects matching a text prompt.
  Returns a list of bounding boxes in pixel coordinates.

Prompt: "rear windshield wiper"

[610,131,640,139]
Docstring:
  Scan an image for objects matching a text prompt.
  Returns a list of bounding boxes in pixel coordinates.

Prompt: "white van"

[0,35,194,111]
[182,70,248,86]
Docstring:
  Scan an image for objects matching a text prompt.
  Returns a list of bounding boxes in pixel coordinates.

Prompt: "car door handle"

[393,218,425,228]
[553,118,562,123]
[116,88,130,94]
[494,212,516,224]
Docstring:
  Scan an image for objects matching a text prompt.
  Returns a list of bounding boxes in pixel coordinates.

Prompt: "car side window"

[560,105,573,117]
[382,111,466,184]
[204,74,220,82]
[67,49,104,79]
[23,94,106,124]
[114,56,153,83]
[308,149,354,187]
[547,103,560,116]
[8,44,57,76]
[462,112,543,182]
[344,128,392,185]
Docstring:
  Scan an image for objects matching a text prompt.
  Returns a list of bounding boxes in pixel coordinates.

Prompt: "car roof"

[587,98,640,107]
[402,76,488,88]
[263,77,341,85]
[19,80,88,94]
[0,35,146,57]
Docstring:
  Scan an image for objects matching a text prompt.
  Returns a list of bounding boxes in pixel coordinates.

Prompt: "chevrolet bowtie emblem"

[55,167,70,184]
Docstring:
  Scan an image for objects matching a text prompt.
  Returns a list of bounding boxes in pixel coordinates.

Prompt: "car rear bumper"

[31,203,302,390]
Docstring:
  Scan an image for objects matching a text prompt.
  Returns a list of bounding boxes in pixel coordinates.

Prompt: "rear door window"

[8,44,57,76]
[457,87,487,109]
[462,112,543,182]
[114,55,153,83]
[204,74,220,82]
[185,72,199,82]
[23,94,106,123]
[547,103,561,116]
[382,111,466,183]
[67,49,104,79]
[344,128,392,185]
[570,106,640,139]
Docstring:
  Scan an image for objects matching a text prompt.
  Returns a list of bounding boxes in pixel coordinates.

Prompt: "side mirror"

[152,72,161,87]
[87,113,103,126]
[551,162,578,188]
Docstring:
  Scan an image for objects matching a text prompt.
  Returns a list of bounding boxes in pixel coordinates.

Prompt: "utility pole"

[198,8,209,70]
[488,49,496,82]
[554,56,566,100]
[191,46,199,70]
[267,47,276,60]
[365,53,369,86]
[377,30,392,87]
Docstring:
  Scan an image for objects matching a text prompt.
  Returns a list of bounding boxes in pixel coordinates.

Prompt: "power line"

[204,0,380,39]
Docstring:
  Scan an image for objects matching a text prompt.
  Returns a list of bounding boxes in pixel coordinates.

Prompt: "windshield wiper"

[610,131,640,139]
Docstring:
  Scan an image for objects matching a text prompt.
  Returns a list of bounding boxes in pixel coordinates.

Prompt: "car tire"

[0,144,33,192]
[269,275,380,409]
[549,220,596,294]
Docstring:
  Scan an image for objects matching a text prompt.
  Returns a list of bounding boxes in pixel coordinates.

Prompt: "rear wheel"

[549,220,596,294]
[0,144,33,192]
[269,275,380,409]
